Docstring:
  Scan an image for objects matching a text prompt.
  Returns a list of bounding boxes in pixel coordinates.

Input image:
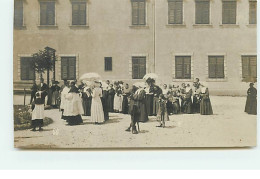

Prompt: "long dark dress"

[152,86,162,116]
[145,86,154,116]
[183,88,193,114]
[245,87,257,115]
[122,88,131,114]
[51,85,61,108]
[107,88,115,112]
[170,90,180,114]
[192,87,201,113]
[200,88,213,115]
[102,90,109,121]
[136,89,149,123]
[82,89,92,116]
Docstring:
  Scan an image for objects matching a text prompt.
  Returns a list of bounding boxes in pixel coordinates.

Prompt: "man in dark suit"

[38,78,48,104]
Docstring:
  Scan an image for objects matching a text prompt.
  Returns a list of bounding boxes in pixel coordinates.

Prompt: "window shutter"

[68,57,76,80]
[196,1,210,24]
[14,0,23,27]
[139,57,146,78]
[242,56,249,78]
[168,1,183,24]
[208,57,216,78]
[249,1,257,24]
[222,1,236,24]
[183,57,191,79]
[40,2,47,25]
[61,58,68,80]
[138,1,146,25]
[105,57,112,71]
[132,1,139,25]
[20,57,35,80]
[47,2,55,25]
[249,56,257,78]
[20,58,27,80]
[132,58,139,79]
[72,3,79,25]
[79,3,86,25]
[175,57,183,79]
[216,57,224,78]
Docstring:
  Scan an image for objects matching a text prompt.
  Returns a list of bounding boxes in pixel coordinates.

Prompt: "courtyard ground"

[13,96,257,149]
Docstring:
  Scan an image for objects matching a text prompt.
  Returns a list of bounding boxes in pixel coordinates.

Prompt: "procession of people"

[29,72,256,133]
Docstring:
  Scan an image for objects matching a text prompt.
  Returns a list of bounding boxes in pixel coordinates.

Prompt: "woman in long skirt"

[152,85,162,116]
[114,86,123,113]
[245,83,257,115]
[200,84,213,115]
[63,82,84,125]
[82,86,92,116]
[183,84,193,114]
[107,84,115,112]
[51,82,60,108]
[122,83,131,114]
[102,87,109,121]
[136,85,149,123]
[192,82,201,113]
[91,81,105,124]
[60,82,70,120]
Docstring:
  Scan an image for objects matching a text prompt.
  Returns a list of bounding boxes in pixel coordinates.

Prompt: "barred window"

[249,1,257,24]
[195,0,210,24]
[104,57,112,71]
[175,56,191,79]
[242,56,257,82]
[72,1,87,25]
[131,0,146,25]
[61,57,76,80]
[14,0,24,27]
[132,57,146,79]
[168,0,183,24]
[20,57,35,80]
[40,1,55,25]
[222,0,237,24]
[208,56,225,79]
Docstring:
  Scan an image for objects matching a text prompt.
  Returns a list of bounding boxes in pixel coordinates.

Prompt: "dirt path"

[14,96,257,149]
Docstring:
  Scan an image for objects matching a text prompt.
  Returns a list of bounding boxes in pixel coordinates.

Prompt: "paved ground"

[14,96,257,149]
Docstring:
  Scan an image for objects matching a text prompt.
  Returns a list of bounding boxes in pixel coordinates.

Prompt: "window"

[131,0,146,25]
[168,0,183,24]
[222,1,237,24]
[14,0,24,27]
[104,57,112,71]
[175,56,191,79]
[249,1,257,24]
[242,56,257,82]
[195,0,210,24]
[208,56,225,79]
[61,57,76,80]
[20,57,35,80]
[40,1,55,25]
[72,1,87,25]
[132,57,146,79]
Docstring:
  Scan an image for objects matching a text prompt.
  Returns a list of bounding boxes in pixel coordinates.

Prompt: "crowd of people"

[29,77,256,134]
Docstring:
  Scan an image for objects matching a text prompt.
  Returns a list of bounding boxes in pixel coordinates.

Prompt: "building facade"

[13,0,257,95]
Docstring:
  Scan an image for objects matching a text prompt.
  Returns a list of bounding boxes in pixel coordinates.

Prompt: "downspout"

[152,0,156,73]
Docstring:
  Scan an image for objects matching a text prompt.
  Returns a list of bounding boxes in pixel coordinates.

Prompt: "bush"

[14,105,53,131]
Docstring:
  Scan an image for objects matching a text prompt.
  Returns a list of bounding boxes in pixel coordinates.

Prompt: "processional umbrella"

[80,72,101,82]
[143,73,159,80]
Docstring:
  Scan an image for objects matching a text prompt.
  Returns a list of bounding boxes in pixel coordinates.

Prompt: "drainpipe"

[153,0,156,73]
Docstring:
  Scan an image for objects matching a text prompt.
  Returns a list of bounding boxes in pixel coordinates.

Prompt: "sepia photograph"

[13,0,257,149]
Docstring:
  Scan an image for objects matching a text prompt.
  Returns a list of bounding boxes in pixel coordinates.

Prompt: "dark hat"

[69,86,79,93]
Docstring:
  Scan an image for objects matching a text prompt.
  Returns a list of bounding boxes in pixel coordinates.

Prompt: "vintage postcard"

[13,0,257,149]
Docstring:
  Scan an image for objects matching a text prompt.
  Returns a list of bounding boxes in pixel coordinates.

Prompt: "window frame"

[222,0,237,25]
[20,57,35,81]
[104,57,113,71]
[174,56,192,80]
[71,0,87,26]
[131,0,146,26]
[195,0,210,25]
[131,56,146,79]
[38,0,57,26]
[249,0,257,25]
[14,0,25,28]
[60,56,77,80]
[241,55,257,82]
[168,0,184,25]
[208,56,225,79]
